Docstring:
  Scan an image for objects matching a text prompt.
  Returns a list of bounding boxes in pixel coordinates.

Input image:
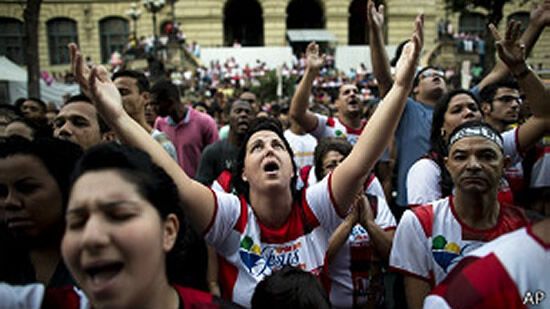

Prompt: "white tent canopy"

[0,56,80,107]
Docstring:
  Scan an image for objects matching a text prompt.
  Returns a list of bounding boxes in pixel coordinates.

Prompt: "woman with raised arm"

[67,14,423,307]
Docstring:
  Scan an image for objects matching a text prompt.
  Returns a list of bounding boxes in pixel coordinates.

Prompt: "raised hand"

[367,0,385,30]
[69,43,92,98]
[394,14,424,88]
[489,20,527,75]
[530,0,550,28]
[88,66,126,122]
[305,42,324,71]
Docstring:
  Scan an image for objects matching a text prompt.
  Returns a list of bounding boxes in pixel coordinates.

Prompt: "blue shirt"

[395,97,434,207]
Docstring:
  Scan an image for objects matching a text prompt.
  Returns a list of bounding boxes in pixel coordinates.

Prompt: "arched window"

[47,18,78,65]
[348,0,368,45]
[287,0,325,29]
[223,0,264,46]
[99,17,129,63]
[508,12,529,32]
[0,18,24,65]
[458,12,487,36]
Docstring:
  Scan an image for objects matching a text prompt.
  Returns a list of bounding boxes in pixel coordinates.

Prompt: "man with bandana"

[389,121,530,309]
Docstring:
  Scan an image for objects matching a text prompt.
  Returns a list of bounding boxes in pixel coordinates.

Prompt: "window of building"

[348,0,370,45]
[458,12,487,36]
[287,0,325,29]
[99,17,129,64]
[0,18,25,65]
[223,0,264,46]
[47,18,78,65]
[508,12,529,33]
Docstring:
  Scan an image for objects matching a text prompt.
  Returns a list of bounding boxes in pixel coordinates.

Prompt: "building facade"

[0,0,548,73]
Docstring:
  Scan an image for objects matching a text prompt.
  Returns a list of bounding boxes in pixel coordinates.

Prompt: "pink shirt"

[155,107,219,178]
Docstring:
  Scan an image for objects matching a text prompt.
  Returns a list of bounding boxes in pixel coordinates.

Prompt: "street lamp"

[142,0,165,54]
[125,2,142,41]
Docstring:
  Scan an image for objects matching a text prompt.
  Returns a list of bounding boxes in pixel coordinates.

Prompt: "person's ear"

[481,101,491,115]
[444,156,449,170]
[412,85,419,96]
[163,214,179,252]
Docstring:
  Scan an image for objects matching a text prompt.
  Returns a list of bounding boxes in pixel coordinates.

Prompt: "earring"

[440,128,446,137]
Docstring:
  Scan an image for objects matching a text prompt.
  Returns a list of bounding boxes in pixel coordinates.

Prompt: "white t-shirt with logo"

[205,175,342,307]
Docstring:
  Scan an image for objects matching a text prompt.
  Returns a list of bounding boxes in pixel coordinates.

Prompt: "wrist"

[305,66,320,76]
[512,63,530,79]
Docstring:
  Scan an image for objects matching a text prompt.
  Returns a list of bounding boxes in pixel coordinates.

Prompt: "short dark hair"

[63,94,111,134]
[0,136,83,209]
[479,80,519,106]
[150,80,180,104]
[224,99,251,116]
[7,117,53,139]
[251,266,330,309]
[313,137,352,181]
[232,117,297,201]
[65,94,92,105]
[390,39,410,67]
[112,70,150,93]
[15,97,47,113]
[412,66,441,89]
[70,142,188,283]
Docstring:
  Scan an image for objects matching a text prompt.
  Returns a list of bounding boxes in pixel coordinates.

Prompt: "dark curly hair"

[231,117,298,202]
[313,137,352,181]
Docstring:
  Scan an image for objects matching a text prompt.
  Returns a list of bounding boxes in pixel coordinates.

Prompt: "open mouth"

[84,261,124,286]
[263,161,280,173]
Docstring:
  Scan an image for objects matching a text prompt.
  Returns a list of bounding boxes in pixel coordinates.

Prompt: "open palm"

[367,0,385,29]
[489,21,526,71]
[394,14,424,88]
[306,42,324,70]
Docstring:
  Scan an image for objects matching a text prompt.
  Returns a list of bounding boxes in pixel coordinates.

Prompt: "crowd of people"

[1,0,550,308]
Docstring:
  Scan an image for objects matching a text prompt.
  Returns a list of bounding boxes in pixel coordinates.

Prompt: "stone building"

[0,0,548,73]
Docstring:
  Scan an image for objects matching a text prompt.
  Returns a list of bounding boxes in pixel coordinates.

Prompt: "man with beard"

[390,121,530,309]
[112,70,178,162]
[195,99,253,186]
[151,80,219,178]
[289,42,366,146]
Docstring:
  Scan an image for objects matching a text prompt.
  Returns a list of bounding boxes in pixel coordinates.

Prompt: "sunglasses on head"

[419,70,445,80]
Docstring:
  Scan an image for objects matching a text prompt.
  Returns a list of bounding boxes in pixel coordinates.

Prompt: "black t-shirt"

[195,139,239,186]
